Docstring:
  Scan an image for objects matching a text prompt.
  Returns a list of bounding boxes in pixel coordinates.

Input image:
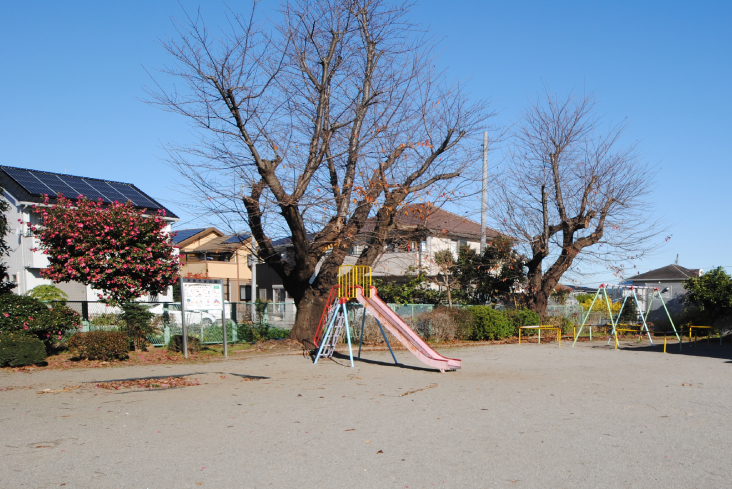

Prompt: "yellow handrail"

[338,265,372,299]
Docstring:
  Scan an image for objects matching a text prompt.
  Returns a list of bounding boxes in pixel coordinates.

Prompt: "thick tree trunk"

[289,285,330,347]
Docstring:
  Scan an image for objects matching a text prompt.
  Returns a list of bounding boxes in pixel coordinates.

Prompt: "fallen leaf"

[220,375,226,379]
[196,483,204,486]
[377,450,383,454]
[345,429,355,431]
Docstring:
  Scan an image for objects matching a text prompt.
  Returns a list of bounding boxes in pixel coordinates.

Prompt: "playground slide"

[356,286,461,371]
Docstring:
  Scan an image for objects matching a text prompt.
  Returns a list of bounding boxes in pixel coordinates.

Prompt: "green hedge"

[505,309,541,336]
[466,306,512,340]
[0,332,47,367]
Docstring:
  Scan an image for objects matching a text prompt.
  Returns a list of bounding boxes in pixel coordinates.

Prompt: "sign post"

[180,278,227,358]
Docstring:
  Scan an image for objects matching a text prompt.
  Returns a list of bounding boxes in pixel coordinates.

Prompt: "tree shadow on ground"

[592,336,732,363]
[328,351,444,373]
[83,372,270,383]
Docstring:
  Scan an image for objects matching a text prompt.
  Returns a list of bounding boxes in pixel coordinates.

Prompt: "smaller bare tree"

[433,249,456,307]
[493,90,660,315]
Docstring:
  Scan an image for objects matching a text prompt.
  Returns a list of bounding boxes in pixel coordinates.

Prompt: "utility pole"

[250,240,257,322]
[480,131,488,254]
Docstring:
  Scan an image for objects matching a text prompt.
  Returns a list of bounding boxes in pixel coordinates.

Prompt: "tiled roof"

[629,264,701,281]
[360,203,502,240]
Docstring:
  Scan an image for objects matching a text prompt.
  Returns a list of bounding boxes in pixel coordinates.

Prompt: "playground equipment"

[572,284,681,349]
[518,325,561,346]
[313,266,461,372]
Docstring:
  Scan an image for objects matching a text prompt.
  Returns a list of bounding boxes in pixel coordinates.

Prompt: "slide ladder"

[356,286,461,371]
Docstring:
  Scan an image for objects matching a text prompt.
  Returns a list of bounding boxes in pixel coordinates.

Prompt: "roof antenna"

[675,254,679,266]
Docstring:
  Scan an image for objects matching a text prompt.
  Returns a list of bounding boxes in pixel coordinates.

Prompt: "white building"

[0,165,179,301]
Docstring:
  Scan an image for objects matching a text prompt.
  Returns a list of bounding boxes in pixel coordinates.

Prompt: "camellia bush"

[31,196,179,303]
[0,294,80,348]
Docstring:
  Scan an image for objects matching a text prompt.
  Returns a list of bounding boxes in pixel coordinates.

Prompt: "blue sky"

[1,1,730,285]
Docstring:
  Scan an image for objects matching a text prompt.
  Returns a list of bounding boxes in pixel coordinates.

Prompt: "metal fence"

[67,300,434,347]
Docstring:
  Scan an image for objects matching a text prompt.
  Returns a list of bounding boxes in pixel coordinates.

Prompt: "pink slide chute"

[356,286,461,371]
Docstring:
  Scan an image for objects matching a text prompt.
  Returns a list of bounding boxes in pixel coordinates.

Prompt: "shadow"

[331,351,446,373]
[82,372,270,383]
[591,336,732,363]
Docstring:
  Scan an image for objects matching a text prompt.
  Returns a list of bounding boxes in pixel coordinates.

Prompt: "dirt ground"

[1,338,731,488]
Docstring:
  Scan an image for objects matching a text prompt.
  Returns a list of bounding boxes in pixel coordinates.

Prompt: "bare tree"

[148,0,491,342]
[492,90,659,315]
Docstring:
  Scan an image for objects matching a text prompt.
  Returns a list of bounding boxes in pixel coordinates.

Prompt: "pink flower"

[3,313,8,317]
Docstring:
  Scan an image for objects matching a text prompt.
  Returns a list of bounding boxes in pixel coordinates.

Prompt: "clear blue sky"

[1,1,730,285]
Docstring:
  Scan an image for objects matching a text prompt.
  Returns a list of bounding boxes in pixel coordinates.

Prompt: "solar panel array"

[224,234,250,244]
[172,228,206,244]
[1,166,166,212]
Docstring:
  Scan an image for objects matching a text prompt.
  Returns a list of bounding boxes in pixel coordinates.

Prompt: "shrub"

[0,332,47,367]
[27,285,68,303]
[467,306,512,340]
[543,315,575,336]
[505,309,541,336]
[68,331,129,361]
[120,302,155,350]
[442,307,476,340]
[414,310,458,342]
[89,313,125,327]
[0,294,80,347]
[168,334,201,353]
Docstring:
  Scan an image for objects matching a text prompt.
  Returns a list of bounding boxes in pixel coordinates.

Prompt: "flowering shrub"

[31,196,180,304]
[68,331,129,361]
[0,295,78,348]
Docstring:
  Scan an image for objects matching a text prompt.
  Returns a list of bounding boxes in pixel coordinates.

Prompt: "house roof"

[629,264,701,282]
[172,228,209,245]
[0,165,178,219]
[179,231,251,253]
[360,203,503,241]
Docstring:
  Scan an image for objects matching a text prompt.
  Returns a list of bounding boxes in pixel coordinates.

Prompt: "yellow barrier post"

[519,328,522,345]
[664,335,667,353]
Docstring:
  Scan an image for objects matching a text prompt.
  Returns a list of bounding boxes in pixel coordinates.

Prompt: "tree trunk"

[289,285,330,347]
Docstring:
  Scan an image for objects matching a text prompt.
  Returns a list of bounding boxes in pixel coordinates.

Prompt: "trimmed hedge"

[467,306,513,340]
[504,309,541,336]
[68,331,129,361]
[0,332,47,367]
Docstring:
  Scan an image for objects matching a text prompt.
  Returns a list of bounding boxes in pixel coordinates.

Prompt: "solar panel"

[61,177,110,202]
[3,167,55,195]
[0,166,177,218]
[95,181,132,203]
[172,228,206,244]
[106,182,160,209]
[225,234,250,244]
[40,174,85,199]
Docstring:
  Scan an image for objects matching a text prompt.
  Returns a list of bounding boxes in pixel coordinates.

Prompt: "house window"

[449,240,458,256]
[419,241,427,252]
[240,286,251,301]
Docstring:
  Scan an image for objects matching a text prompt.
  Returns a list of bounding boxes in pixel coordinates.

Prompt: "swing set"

[571,284,681,349]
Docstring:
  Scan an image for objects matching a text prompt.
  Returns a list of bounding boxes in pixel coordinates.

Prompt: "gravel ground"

[1,338,731,488]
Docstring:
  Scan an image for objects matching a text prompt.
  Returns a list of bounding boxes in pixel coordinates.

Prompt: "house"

[624,264,703,318]
[257,203,505,294]
[345,203,503,281]
[0,165,179,301]
[174,227,252,302]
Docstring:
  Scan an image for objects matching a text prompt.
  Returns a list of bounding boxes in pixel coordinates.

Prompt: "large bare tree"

[148,0,491,342]
[492,91,659,315]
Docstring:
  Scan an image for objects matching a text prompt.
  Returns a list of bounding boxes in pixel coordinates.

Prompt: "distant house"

[174,227,252,301]
[257,203,506,297]
[624,264,703,318]
[0,165,179,301]
[347,203,504,282]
